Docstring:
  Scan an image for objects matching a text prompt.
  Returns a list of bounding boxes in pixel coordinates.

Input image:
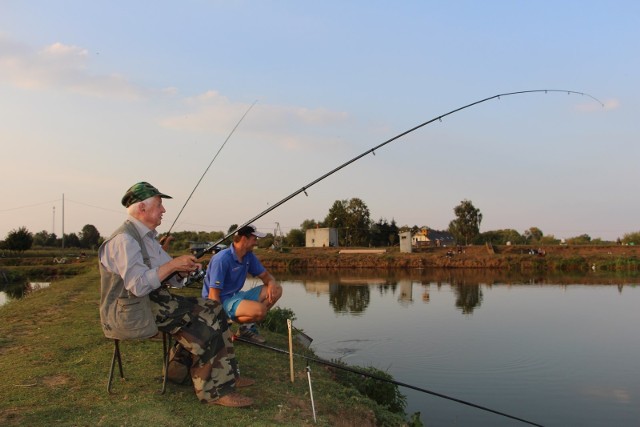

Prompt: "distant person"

[99,182,253,407]
[203,224,282,344]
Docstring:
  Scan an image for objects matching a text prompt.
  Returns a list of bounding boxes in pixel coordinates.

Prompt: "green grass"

[0,268,407,426]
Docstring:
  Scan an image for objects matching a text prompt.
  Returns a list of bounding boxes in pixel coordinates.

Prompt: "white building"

[399,231,412,253]
[305,228,339,247]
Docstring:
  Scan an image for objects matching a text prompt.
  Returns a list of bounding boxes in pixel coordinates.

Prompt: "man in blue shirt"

[203,224,282,343]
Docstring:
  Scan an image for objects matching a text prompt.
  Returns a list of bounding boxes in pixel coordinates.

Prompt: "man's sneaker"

[235,325,266,344]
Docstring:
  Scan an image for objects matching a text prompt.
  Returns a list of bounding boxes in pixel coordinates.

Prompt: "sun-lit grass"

[0,265,406,426]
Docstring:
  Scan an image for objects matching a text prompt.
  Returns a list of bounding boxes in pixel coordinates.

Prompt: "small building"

[412,227,455,248]
[305,228,338,248]
[400,227,456,252]
[399,231,412,253]
[412,228,429,246]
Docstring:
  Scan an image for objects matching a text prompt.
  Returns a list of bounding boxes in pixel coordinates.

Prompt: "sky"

[1,1,638,242]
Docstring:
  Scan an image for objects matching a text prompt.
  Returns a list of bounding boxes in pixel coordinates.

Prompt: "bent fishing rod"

[236,336,544,427]
[194,89,602,258]
[165,100,258,236]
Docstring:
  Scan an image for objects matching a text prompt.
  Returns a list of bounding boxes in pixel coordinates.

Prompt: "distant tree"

[369,219,385,247]
[448,200,482,245]
[325,201,348,228]
[79,224,101,249]
[622,231,640,245]
[286,229,305,247]
[524,227,544,243]
[300,219,319,232]
[387,219,399,246]
[227,224,238,235]
[33,230,57,247]
[4,227,33,251]
[370,218,399,247]
[476,229,523,245]
[324,198,371,246]
[565,234,592,245]
[258,233,274,249]
[590,237,607,245]
[63,232,81,248]
[539,234,561,245]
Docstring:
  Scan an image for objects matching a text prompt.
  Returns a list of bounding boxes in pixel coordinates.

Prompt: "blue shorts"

[222,286,263,321]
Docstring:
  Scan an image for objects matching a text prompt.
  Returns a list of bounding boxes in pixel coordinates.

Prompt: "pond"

[0,281,51,306]
[263,269,639,427]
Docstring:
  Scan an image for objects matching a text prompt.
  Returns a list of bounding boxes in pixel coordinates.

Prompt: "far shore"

[256,244,640,272]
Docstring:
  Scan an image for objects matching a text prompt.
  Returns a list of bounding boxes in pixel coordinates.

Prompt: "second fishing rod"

[193,89,602,259]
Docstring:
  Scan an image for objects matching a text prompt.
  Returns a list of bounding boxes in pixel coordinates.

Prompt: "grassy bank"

[0,269,406,426]
[257,244,640,272]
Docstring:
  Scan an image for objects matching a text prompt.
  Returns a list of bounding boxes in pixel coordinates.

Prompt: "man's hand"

[172,254,201,274]
[265,281,282,305]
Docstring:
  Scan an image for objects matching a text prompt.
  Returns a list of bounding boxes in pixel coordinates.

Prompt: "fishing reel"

[181,268,206,287]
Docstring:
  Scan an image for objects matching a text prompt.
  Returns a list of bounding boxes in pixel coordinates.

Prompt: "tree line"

[2,198,638,252]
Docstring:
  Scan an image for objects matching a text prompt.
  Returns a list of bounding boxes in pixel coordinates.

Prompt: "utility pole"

[273,222,283,251]
[61,193,65,249]
[52,206,55,235]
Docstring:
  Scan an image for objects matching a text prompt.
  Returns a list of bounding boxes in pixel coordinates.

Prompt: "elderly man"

[202,224,283,344]
[99,182,253,407]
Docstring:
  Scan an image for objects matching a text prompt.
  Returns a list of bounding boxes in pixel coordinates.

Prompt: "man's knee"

[255,304,268,321]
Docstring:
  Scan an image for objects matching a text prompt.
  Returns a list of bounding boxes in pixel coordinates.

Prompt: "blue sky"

[1,1,638,242]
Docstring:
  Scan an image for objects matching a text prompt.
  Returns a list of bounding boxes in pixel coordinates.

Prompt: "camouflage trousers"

[150,287,238,403]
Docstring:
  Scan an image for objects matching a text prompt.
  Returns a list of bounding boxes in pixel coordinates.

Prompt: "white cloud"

[603,98,620,110]
[161,86,179,96]
[159,93,351,151]
[0,35,143,100]
[575,97,619,113]
[41,42,88,59]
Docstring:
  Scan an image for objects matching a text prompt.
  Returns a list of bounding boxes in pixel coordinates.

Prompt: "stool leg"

[160,332,171,394]
[108,339,124,394]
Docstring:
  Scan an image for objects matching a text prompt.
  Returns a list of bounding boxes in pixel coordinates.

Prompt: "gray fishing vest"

[99,220,158,340]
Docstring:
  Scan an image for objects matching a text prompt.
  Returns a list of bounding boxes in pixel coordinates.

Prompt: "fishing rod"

[235,336,544,427]
[166,100,258,236]
[194,89,602,258]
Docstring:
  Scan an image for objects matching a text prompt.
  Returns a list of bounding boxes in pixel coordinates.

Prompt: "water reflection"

[277,268,638,318]
[0,282,51,307]
[329,283,370,314]
[453,283,482,314]
[274,269,640,426]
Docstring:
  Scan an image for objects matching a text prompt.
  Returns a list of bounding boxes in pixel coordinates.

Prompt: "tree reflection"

[0,282,27,299]
[329,283,370,314]
[281,268,638,317]
[452,283,483,314]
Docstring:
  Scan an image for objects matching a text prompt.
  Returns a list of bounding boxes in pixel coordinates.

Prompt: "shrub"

[262,306,296,334]
[330,359,407,414]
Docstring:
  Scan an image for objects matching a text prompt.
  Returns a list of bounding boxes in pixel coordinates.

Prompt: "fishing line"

[166,100,258,235]
[195,89,602,258]
[236,336,544,427]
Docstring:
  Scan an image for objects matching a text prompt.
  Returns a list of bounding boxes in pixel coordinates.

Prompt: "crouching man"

[203,224,282,344]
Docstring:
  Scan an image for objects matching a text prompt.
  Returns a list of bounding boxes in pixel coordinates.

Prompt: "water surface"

[265,269,640,427]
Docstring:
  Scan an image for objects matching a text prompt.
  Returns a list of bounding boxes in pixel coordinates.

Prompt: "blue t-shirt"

[202,244,266,303]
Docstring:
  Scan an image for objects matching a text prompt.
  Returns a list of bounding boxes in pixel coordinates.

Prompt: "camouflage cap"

[121,182,172,207]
